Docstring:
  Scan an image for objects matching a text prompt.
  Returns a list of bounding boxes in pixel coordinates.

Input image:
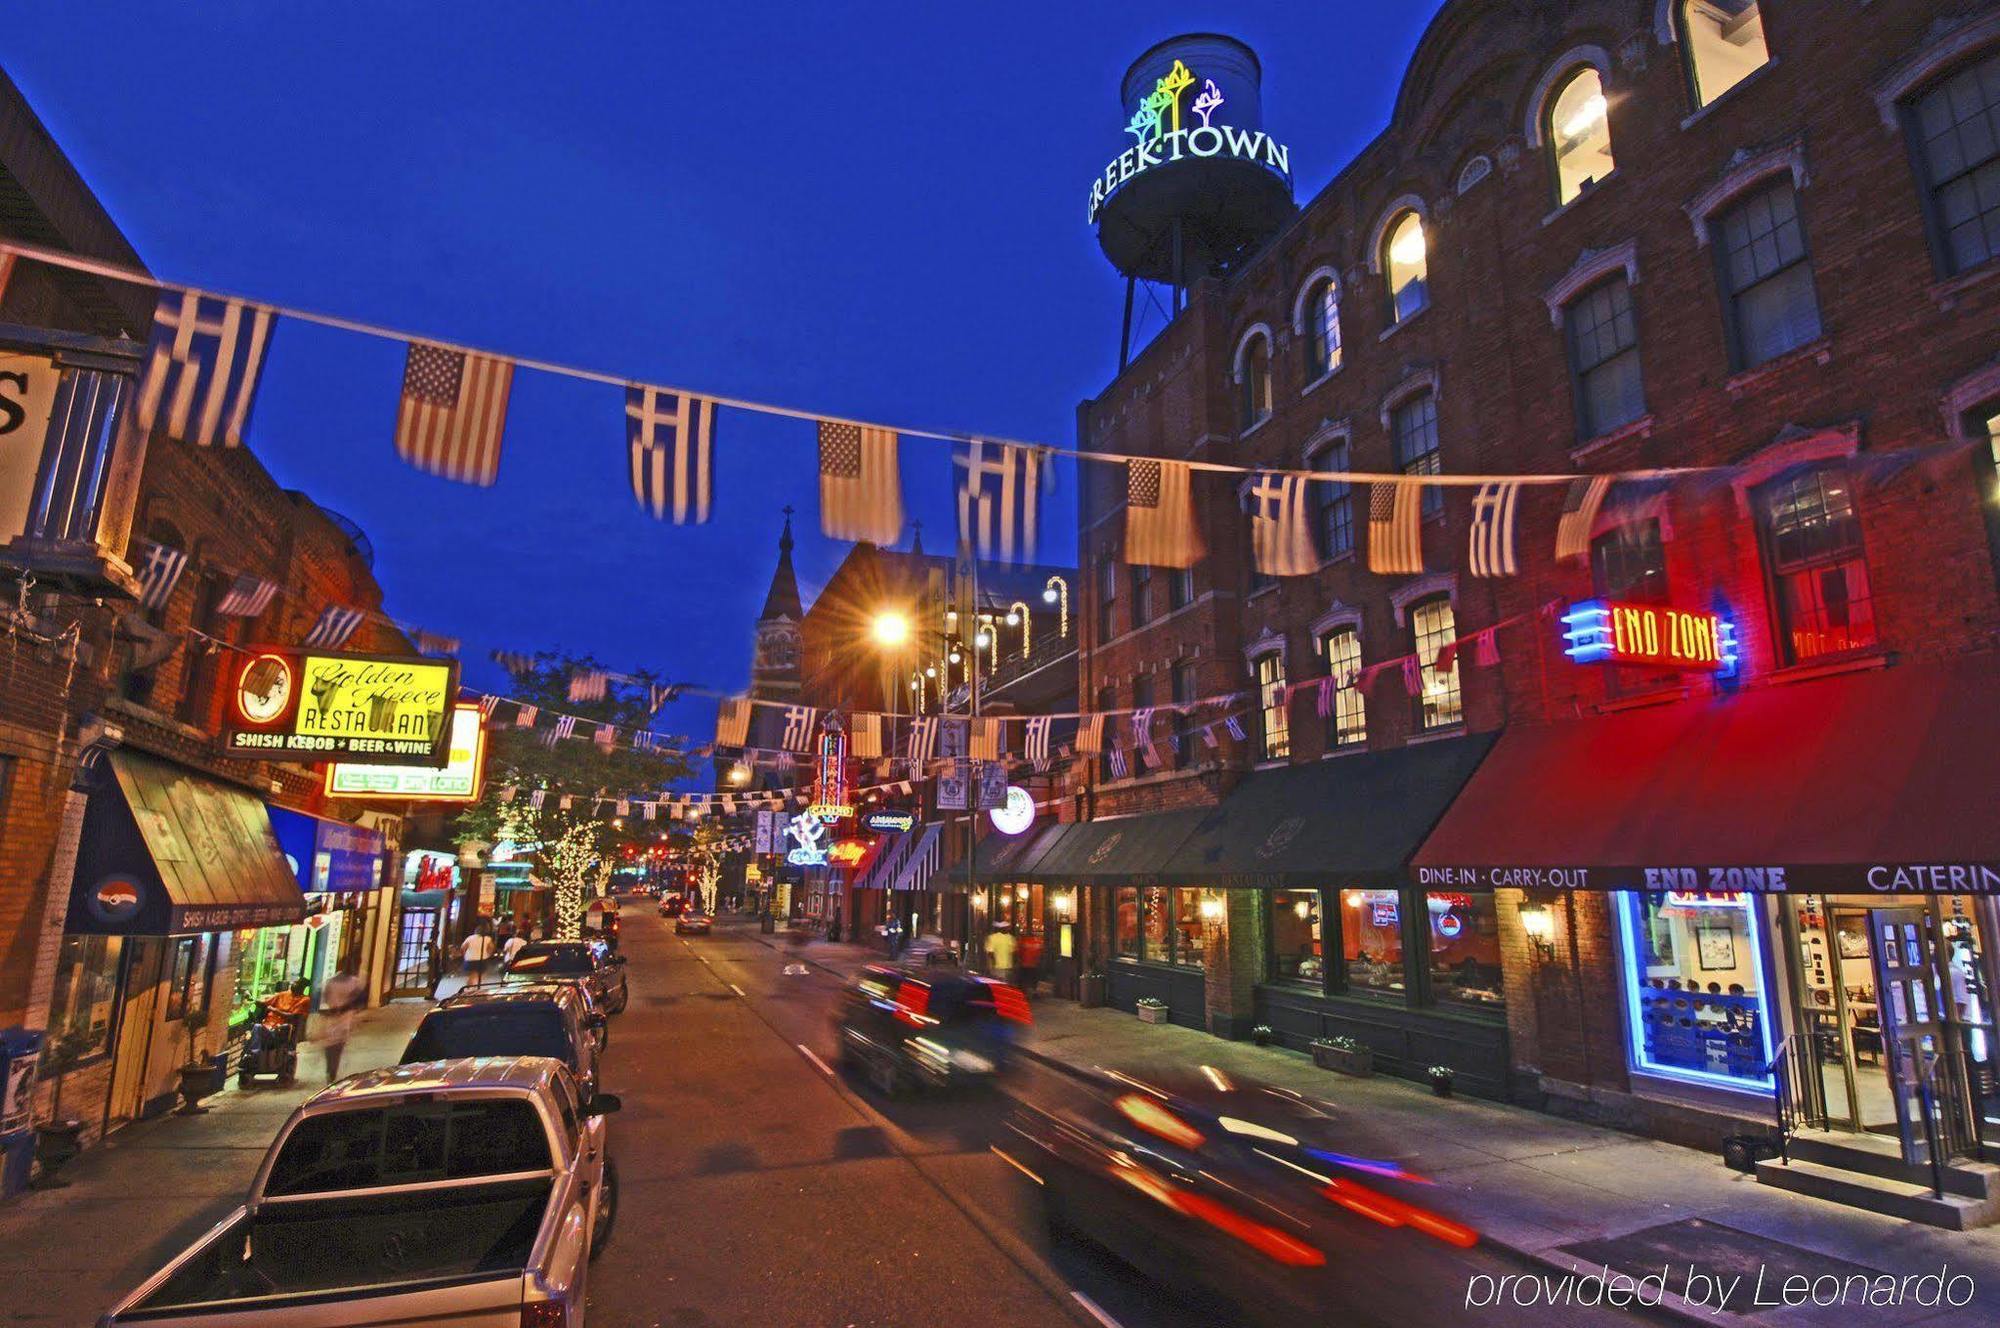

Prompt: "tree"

[456,654,691,938]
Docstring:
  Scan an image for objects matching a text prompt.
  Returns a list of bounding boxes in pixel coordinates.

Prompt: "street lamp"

[871,611,910,648]
[1043,575,1069,639]
[727,763,750,786]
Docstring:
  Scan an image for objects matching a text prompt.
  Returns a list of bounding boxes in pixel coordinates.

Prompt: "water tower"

[1087,34,1296,366]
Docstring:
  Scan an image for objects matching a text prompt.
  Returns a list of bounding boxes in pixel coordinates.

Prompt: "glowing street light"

[871,611,910,647]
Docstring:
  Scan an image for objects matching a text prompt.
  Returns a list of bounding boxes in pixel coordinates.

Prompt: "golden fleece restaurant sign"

[223,648,458,765]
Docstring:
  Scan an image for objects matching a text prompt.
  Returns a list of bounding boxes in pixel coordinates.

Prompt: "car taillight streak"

[1321,1177,1479,1249]
[1113,1161,1325,1268]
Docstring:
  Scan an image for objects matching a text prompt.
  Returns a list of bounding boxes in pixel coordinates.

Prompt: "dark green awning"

[1160,734,1498,887]
[930,818,1068,890]
[1023,808,1205,886]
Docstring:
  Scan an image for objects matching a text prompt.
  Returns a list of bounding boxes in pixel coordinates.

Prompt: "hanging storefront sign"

[936,760,969,812]
[222,648,458,765]
[324,703,486,801]
[266,805,385,893]
[808,714,853,821]
[827,839,870,867]
[988,786,1035,836]
[1561,599,1738,675]
[0,350,60,544]
[786,811,831,867]
[864,810,915,834]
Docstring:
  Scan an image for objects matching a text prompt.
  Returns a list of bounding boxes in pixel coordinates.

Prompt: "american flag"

[216,573,278,617]
[1315,676,1337,719]
[515,704,539,728]
[1555,476,1614,561]
[594,724,617,753]
[1469,482,1521,578]
[133,291,274,448]
[396,342,514,487]
[956,439,1045,564]
[1473,626,1501,667]
[1246,472,1317,577]
[303,605,365,649]
[567,670,608,703]
[1402,656,1424,697]
[780,705,817,752]
[818,421,902,544]
[493,649,535,674]
[1366,482,1424,574]
[970,717,1003,761]
[628,387,716,524]
[1124,458,1202,568]
[1025,716,1052,771]
[1075,714,1105,755]
[715,698,751,749]
[414,630,460,657]
[851,712,883,760]
[132,540,189,612]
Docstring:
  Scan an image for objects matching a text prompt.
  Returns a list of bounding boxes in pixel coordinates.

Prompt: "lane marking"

[989,1145,1043,1186]
[729,983,746,997]
[796,1044,836,1077]
[1069,1291,1125,1328]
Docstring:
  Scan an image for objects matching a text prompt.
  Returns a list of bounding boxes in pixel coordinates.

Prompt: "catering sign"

[1417,862,2000,894]
[1561,599,1737,674]
[223,648,457,765]
[324,703,486,801]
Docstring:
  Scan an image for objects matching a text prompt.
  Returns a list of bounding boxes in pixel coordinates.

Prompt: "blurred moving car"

[831,964,1029,1097]
[100,1057,619,1327]
[674,912,712,936]
[504,939,629,1015]
[1002,1067,1483,1328]
[402,983,608,1103]
[657,893,686,918]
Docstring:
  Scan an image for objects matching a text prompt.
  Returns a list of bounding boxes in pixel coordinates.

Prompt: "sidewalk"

[0,999,427,1324]
[753,925,2000,1326]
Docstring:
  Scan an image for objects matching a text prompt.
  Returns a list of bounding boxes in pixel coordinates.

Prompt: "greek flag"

[133,291,275,448]
[132,540,189,612]
[628,387,716,524]
[955,439,1047,564]
[302,605,365,649]
[1024,716,1053,771]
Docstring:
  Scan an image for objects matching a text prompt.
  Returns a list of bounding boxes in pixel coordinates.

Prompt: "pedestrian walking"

[317,969,366,1082]
[461,924,496,988]
[501,928,528,968]
[1017,928,1045,995]
[984,921,1017,987]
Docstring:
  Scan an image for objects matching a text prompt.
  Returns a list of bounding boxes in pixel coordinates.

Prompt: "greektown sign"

[1086,58,1291,225]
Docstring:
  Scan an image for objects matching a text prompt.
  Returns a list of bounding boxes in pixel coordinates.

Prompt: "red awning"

[1413,655,2000,894]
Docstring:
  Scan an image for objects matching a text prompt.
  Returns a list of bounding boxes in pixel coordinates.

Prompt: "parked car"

[657,893,686,917]
[831,963,1029,1097]
[504,939,629,1014]
[1003,1066,1483,1328]
[675,912,712,935]
[100,1057,620,1326]
[402,983,608,1103]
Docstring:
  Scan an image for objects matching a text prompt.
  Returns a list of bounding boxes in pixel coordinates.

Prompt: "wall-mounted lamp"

[1054,889,1075,920]
[1519,901,1557,962]
[1199,893,1226,923]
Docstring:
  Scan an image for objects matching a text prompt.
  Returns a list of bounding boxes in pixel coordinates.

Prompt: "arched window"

[1383,212,1428,324]
[1236,330,1273,430]
[1677,0,1769,110]
[1548,67,1614,206]
[1304,276,1341,380]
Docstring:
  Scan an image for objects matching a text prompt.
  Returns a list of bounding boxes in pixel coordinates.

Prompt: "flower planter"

[1251,1025,1272,1047]
[1078,974,1107,1009]
[175,1060,224,1115]
[1136,1002,1169,1025]
[1427,1070,1455,1098]
[31,1119,85,1189]
[1311,1040,1373,1076]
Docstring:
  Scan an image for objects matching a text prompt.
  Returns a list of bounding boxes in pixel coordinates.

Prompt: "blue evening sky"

[6,2,1441,756]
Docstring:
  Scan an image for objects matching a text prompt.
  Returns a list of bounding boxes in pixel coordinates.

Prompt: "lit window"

[1565,277,1646,437]
[1715,179,1822,369]
[1114,887,1141,961]
[1341,888,1405,995]
[1678,0,1770,109]
[1384,212,1428,323]
[1254,651,1289,761]
[1391,392,1444,519]
[1268,889,1323,987]
[1591,518,1669,604]
[1757,467,1876,664]
[1305,277,1342,379]
[1172,889,1208,969]
[1238,333,1273,430]
[1616,890,1773,1090]
[1410,596,1462,730]
[1171,660,1197,766]
[1909,49,2000,275]
[1130,564,1153,629]
[1548,67,1615,206]
[1168,565,1194,612]
[1319,626,1366,749]
[1427,892,1505,1011]
[1313,440,1354,560]
[47,935,125,1061]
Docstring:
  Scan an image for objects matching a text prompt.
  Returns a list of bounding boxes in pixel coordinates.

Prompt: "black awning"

[1025,808,1206,886]
[68,751,306,935]
[930,819,1068,890]
[1161,734,1498,888]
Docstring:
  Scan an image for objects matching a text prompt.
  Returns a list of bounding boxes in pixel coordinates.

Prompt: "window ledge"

[1239,414,1276,441]
[1406,724,1468,746]
[1377,303,1431,343]
[1930,258,2000,311]
[1316,548,1358,573]
[1724,337,1833,395]
[1247,583,1281,603]
[1539,170,1623,229]
[1569,413,1655,464]
[1766,649,1893,687]
[1253,758,1290,771]
[1318,742,1370,761]
[1678,58,1780,131]
[1300,364,1345,397]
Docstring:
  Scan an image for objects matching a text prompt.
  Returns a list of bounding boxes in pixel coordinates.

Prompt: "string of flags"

[13,239,1961,593]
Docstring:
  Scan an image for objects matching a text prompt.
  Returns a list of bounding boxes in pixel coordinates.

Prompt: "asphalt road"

[586,908,1672,1328]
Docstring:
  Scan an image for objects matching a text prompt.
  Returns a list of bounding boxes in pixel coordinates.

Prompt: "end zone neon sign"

[1562,599,1738,676]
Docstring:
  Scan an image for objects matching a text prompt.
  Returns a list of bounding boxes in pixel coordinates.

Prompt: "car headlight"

[949,1049,994,1073]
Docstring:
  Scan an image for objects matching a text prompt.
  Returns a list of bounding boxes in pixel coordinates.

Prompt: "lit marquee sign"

[223,649,457,765]
[988,786,1035,836]
[325,703,487,802]
[1562,600,1738,676]
[786,811,830,867]
[1086,57,1290,224]
[808,715,853,822]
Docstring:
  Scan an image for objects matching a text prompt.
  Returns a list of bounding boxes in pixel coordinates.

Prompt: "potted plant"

[1311,1034,1373,1077]
[174,1009,220,1115]
[1136,996,1169,1025]
[31,1027,95,1189]
[1427,1064,1456,1098]
[1078,969,1108,1009]
[1251,1024,1273,1047]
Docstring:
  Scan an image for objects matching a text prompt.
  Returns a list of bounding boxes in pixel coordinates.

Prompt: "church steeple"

[750,508,803,700]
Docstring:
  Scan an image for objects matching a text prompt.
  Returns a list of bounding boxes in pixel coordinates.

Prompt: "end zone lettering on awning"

[221,648,459,766]
[1415,863,2000,894]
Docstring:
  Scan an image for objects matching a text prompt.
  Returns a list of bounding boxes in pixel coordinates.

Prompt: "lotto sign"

[324,704,486,801]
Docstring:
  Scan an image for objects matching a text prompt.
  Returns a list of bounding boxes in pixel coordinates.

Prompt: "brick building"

[994,0,2000,1201]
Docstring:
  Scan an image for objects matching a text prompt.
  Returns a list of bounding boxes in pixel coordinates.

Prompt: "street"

[589,908,1664,1328]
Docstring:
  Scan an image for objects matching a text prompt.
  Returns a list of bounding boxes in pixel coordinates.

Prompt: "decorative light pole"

[1043,575,1069,639]
[1008,601,1032,658]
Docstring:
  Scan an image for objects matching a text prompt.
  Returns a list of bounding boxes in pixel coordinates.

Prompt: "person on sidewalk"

[461,925,496,987]
[985,922,1017,987]
[317,969,366,1082]
[501,927,528,968]
[1016,927,1044,996]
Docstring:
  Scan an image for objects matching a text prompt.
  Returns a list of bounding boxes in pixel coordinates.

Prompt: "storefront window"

[1426,893,1505,1010]
[1268,889,1323,986]
[1341,889,1406,995]
[1141,887,1169,961]
[1114,888,1141,961]
[1615,891,1774,1091]
[47,935,123,1060]
[163,935,215,1023]
[1172,889,1207,969]
[232,925,306,1026]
